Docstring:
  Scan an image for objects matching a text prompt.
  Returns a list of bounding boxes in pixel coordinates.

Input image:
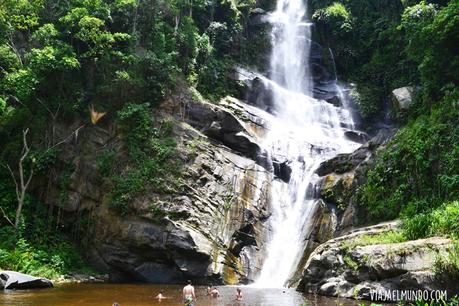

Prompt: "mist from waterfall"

[253,0,360,287]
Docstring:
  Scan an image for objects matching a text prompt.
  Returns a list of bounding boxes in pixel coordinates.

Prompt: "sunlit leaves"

[27,46,80,72]
[31,24,59,45]
[0,45,20,73]
[0,0,43,31]
[313,2,353,33]
[4,69,38,102]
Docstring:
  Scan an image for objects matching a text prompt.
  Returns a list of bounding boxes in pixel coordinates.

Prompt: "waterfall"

[253,0,360,287]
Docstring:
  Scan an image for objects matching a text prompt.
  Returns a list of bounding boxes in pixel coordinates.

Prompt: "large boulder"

[0,271,53,290]
[298,223,459,301]
[391,86,415,112]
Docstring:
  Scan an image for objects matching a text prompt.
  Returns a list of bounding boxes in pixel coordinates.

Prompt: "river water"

[0,284,393,305]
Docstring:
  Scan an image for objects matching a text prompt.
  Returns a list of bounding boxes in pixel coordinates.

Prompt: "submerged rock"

[0,271,53,290]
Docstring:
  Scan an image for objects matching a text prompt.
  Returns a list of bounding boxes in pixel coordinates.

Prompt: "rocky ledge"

[298,222,459,301]
[0,271,53,290]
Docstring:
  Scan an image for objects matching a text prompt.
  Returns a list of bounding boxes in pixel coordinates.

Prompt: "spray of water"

[253,0,359,287]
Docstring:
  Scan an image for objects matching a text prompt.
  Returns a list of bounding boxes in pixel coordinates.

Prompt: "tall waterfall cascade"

[252,0,361,287]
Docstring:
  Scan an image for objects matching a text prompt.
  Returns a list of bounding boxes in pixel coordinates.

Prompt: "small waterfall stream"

[252,0,360,287]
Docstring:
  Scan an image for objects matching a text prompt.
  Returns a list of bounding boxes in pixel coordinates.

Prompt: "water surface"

[0,284,390,306]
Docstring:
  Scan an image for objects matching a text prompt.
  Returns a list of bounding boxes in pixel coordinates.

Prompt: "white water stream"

[253,0,360,287]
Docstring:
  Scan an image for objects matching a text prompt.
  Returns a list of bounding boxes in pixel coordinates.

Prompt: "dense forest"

[0,0,458,286]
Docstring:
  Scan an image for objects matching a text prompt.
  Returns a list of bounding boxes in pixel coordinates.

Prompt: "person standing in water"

[183,280,196,306]
[235,288,243,301]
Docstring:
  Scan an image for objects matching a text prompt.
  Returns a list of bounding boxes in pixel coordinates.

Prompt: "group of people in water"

[112,280,243,305]
[154,280,243,305]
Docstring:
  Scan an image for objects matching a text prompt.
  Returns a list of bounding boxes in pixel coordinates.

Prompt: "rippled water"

[0,284,392,306]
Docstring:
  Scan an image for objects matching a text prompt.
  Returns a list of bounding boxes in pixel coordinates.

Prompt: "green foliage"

[0,0,261,274]
[0,234,92,280]
[30,148,58,174]
[343,254,359,271]
[356,88,459,225]
[349,86,380,119]
[429,201,459,238]
[353,230,407,246]
[0,0,260,130]
[96,150,116,177]
[4,69,39,102]
[309,0,459,119]
[403,201,459,240]
[404,298,459,306]
[402,213,432,241]
[0,181,94,279]
[197,57,243,101]
[312,3,353,35]
[401,0,459,99]
[433,241,459,280]
[117,102,152,149]
[0,45,20,72]
[342,230,407,251]
[104,104,182,215]
[149,202,167,220]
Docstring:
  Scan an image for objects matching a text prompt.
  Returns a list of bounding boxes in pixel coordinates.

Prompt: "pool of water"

[0,283,390,306]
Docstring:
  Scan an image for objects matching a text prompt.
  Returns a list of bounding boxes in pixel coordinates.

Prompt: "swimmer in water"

[155,290,166,300]
[210,287,220,298]
[235,288,243,301]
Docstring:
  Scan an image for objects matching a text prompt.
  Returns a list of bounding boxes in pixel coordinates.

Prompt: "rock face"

[40,87,278,284]
[286,199,338,287]
[0,271,53,290]
[391,86,414,112]
[315,128,397,234]
[298,223,458,301]
[283,128,399,288]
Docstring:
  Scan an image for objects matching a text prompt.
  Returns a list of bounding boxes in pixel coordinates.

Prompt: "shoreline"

[53,272,108,285]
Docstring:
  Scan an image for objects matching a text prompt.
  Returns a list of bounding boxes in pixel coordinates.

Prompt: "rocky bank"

[298,221,459,300]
